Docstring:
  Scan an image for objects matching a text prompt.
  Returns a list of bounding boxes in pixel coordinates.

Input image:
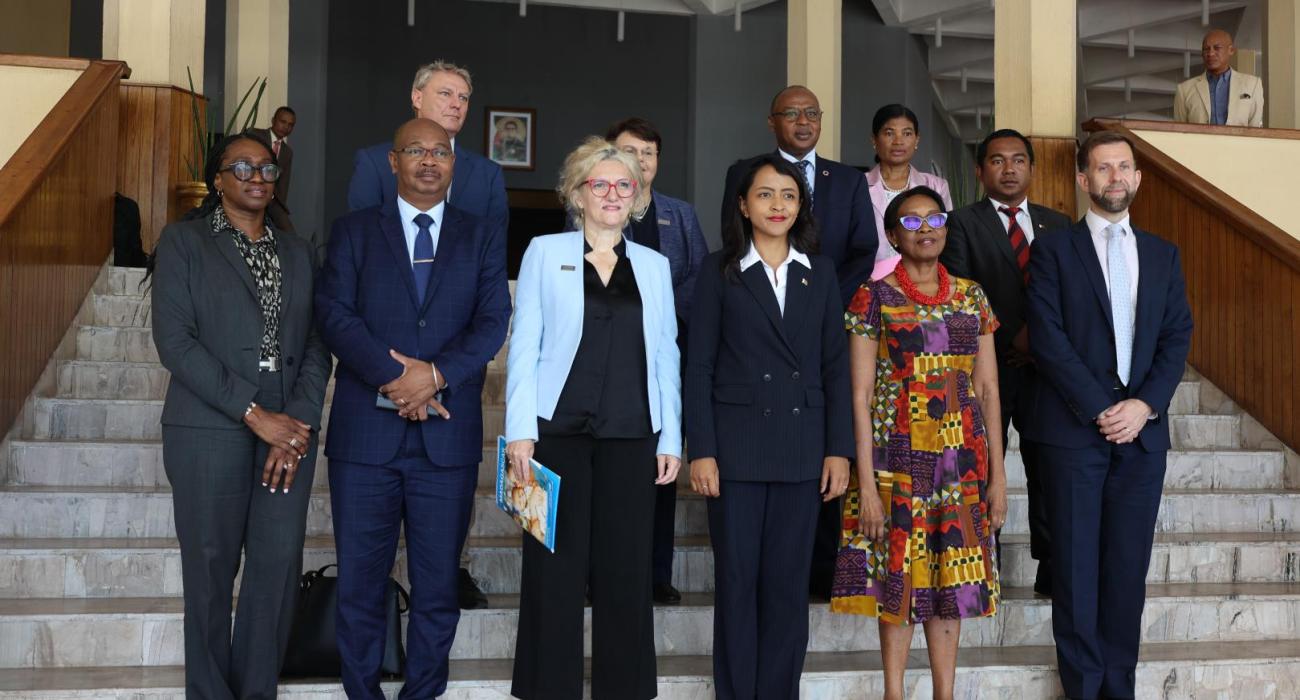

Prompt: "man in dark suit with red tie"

[720,85,878,600]
[1026,131,1193,700]
[941,128,1071,596]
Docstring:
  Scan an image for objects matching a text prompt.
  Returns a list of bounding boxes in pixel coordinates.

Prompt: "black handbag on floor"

[280,563,410,678]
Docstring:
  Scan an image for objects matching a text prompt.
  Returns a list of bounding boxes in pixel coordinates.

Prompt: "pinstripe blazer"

[504,231,682,458]
[684,250,854,482]
[315,199,512,467]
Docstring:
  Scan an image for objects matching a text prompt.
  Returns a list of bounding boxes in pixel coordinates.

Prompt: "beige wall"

[226,0,289,129]
[0,64,80,168]
[1135,129,1300,238]
[0,0,71,57]
[103,0,205,90]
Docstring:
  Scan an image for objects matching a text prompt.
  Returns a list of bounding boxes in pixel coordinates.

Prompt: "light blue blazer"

[505,231,682,457]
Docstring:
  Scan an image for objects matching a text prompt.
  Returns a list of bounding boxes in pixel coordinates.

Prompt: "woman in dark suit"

[150,133,332,698]
[685,155,854,700]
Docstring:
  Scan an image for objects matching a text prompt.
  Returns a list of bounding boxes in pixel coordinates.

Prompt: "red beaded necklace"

[894,262,951,306]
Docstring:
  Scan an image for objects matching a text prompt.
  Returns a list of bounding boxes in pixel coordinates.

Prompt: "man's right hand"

[244,406,311,456]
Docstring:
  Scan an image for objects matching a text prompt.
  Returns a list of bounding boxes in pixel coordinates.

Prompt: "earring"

[217,190,224,198]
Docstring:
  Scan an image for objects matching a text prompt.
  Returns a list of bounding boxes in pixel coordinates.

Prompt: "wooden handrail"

[0,57,126,436]
[0,60,129,228]
[1084,118,1300,275]
[1082,118,1300,452]
[1088,117,1300,141]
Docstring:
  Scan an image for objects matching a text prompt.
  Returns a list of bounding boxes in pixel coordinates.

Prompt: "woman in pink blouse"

[865,104,953,281]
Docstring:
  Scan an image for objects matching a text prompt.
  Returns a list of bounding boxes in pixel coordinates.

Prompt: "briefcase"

[280,563,410,678]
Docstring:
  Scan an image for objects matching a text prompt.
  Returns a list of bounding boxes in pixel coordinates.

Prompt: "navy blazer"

[685,251,854,482]
[315,200,512,467]
[346,141,509,235]
[1025,220,1193,452]
[721,153,878,306]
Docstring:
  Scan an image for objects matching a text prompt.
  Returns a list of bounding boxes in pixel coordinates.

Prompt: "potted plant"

[175,67,268,214]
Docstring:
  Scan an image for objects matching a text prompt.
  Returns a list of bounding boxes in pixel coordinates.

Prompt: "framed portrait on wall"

[486,107,535,170]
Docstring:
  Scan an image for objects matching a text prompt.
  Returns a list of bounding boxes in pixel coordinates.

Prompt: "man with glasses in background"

[719,85,878,602]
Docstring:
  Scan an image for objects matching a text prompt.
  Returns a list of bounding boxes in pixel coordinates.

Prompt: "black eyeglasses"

[772,108,823,123]
[898,213,948,231]
[394,146,453,161]
[219,161,281,182]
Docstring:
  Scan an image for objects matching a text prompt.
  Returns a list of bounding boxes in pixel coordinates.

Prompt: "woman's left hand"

[655,454,682,485]
[261,444,302,494]
[986,477,1008,532]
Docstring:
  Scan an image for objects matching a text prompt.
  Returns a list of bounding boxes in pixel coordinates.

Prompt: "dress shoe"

[458,567,489,610]
[653,582,682,605]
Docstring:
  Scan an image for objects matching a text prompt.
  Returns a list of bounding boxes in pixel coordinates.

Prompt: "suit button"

[762,373,772,382]
[792,407,801,416]
[762,409,772,417]
[418,320,426,328]
[791,371,801,380]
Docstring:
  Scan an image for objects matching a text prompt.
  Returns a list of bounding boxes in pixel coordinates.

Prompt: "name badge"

[561,264,576,271]
[657,218,672,226]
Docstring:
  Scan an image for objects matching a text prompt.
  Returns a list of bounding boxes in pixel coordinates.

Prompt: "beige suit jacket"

[1173,70,1264,127]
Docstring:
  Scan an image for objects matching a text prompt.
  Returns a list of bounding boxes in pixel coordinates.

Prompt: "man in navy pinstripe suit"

[316,118,511,699]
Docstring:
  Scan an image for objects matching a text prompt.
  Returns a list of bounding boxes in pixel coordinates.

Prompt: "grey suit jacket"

[151,214,332,431]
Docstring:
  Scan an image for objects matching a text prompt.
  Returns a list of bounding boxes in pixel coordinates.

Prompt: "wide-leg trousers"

[163,371,317,700]
[511,433,659,700]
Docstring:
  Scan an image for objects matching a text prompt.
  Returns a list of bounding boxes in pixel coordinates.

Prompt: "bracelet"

[244,401,257,418]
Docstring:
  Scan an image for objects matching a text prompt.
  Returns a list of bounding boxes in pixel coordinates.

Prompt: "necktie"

[999,206,1031,285]
[797,160,814,204]
[413,213,435,301]
[272,139,281,157]
[1105,223,1134,385]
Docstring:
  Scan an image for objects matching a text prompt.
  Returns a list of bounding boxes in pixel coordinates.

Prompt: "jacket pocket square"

[561,264,576,271]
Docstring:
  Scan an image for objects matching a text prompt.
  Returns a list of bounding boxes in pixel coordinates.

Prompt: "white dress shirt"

[396,196,445,266]
[778,148,818,198]
[740,242,812,316]
[989,196,1037,245]
[1084,209,1139,303]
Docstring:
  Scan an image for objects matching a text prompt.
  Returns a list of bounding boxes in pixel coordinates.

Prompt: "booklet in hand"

[496,435,560,552]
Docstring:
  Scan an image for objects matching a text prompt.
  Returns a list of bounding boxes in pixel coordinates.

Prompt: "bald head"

[767,85,822,158]
[389,118,455,208]
[770,85,815,114]
[1202,29,1235,76]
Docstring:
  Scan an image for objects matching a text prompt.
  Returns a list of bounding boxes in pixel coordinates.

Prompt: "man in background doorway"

[1173,28,1264,127]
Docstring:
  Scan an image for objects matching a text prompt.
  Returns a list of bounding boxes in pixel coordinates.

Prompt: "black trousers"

[709,479,822,700]
[511,433,659,700]
[1002,362,1051,567]
[1042,441,1166,700]
[651,481,676,585]
[163,371,317,700]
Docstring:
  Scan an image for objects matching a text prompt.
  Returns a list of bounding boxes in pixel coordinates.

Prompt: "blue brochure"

[495,435,561,552]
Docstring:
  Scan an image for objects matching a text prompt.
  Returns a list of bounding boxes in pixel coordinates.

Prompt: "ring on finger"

[289,437,299,448]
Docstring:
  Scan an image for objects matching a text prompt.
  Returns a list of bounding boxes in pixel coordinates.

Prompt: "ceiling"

[871,0,1262,141]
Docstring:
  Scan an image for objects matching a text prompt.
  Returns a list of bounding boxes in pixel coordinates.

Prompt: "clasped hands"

[243,404,310,495]
[380,349,450,421]
[1097,398,1152,444]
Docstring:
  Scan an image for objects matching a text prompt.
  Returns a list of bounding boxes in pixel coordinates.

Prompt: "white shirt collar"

[397,196,445,226]
[739,241,811,272]
[778,148,817,170]
[988,196,1028,212]
[1084,208,1131,238]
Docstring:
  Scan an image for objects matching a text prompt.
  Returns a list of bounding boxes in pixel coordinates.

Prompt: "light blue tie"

[1105,223,1134,385]
[797,160,814,204]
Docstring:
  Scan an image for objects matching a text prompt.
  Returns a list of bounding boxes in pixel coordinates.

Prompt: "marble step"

[1,584,1299,669]
[51,361,506,405]
[3,530,1299,601]
[6,640,1300,698]
[3,483,1300,542]
[93,267,148,296]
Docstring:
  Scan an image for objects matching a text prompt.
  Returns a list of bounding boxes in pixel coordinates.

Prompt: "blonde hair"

[412,61,473,95]
[556,136,650,226]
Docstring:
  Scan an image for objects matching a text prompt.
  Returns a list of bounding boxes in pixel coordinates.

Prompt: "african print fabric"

[830,276,1001,624]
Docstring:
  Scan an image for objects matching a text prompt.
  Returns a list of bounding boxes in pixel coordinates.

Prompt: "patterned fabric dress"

[829,276,1001,624]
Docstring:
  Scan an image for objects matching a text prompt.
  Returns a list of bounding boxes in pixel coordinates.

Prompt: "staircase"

[1,265,1299,698]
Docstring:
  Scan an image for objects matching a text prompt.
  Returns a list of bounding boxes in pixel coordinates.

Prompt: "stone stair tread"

[1,640,1299,693]
[5,582,1299,616]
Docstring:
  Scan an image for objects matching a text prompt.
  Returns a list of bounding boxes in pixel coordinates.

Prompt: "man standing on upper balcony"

[1173,28,1264,127]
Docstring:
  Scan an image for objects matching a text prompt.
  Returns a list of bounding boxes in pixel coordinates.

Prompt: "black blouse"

[540,239,652,439]
[627,196,661,254]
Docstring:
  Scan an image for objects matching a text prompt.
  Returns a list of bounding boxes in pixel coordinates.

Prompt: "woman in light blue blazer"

[505,137,682,700]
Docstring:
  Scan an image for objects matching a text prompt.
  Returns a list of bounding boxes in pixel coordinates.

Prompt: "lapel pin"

[821,170,829,177]
[561,264,576,271]
[801,277,808,286]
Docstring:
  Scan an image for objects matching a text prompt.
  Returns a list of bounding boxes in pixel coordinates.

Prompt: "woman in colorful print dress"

[830,185,1007,700]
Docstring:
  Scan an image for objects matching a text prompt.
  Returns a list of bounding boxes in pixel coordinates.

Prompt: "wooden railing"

[0,55,128,435]
[118,83,206,250]
[1084,118,1300,452]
